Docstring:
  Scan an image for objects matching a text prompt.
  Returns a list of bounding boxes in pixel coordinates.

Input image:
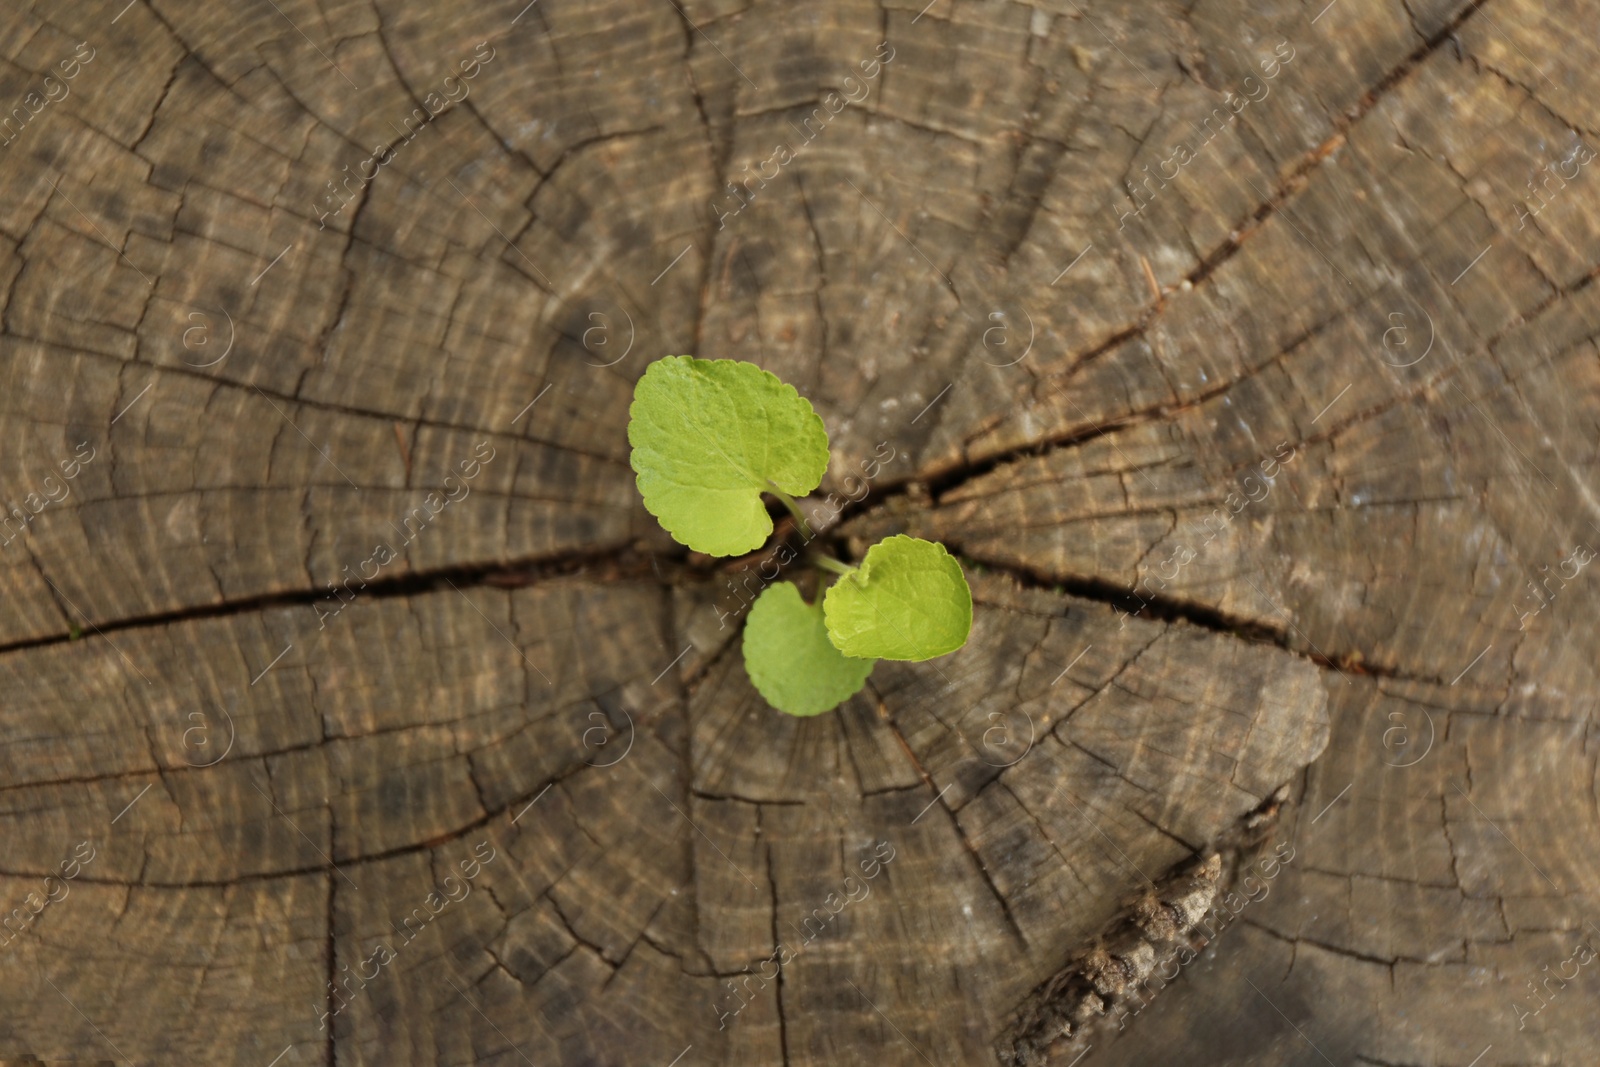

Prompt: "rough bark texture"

[0,0,1594,1064]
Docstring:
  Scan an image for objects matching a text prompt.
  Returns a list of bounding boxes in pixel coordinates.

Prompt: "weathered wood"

[0,0,1596,1064]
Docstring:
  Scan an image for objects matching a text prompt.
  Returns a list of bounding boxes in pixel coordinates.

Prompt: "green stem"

[812,555,857,576]
[767,484,813,541]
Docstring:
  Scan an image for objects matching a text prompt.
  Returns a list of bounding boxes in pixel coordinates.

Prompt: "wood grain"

[0,0,1594,1064]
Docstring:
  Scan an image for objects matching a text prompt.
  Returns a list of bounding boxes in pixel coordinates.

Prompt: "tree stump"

[1,0,1595,1064]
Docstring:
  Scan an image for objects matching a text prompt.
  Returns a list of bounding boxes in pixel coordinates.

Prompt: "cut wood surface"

[0,0,1595,1064]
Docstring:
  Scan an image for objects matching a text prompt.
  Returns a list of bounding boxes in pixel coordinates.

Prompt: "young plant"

[629,356,973,716]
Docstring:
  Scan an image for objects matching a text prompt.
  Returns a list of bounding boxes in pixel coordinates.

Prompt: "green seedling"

[629,356,973,715]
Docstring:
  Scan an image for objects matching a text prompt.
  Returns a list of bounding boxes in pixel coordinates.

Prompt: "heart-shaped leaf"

[743,582,875,716]
[628,356,829,557]
[823,535,972,661]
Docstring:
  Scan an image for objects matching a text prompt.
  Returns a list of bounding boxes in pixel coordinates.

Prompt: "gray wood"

[0,0,1592,1064]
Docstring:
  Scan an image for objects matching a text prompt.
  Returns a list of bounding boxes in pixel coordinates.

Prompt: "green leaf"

[823,536,973,661]
[743,582,875,716]
[628,356,829,556]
